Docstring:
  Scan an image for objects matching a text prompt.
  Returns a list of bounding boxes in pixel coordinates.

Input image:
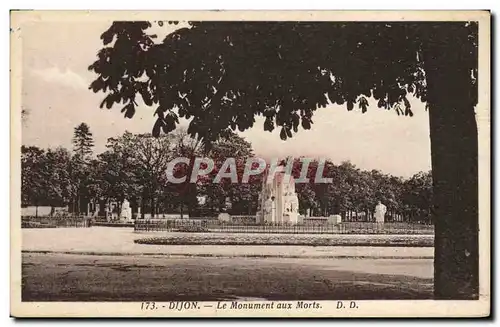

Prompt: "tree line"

[22,122,432,222]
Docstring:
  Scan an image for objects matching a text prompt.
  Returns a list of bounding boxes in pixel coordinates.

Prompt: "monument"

[257,162,300,224]
[374,201,387,223]
[120,199,132,222]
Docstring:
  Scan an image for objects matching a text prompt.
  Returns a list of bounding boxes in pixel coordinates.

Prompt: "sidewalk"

[22,227,434,259]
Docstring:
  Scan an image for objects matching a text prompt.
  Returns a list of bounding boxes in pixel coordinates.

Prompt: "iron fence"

[21,216,92,228]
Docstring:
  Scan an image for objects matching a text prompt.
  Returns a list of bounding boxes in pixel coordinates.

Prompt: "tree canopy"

[89,21,477,146]
[72,122,94,160]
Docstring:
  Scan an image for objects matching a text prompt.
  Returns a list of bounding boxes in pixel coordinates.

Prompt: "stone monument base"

[328,215,342,224]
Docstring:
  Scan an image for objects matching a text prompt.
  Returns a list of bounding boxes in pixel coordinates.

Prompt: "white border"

[4,3,496,323]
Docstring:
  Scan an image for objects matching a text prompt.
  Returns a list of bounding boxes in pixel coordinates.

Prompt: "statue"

[196,195,206,206]
[264,196,273,215]
[93,203,100,217]
[105,202,113,222]
[120,199,132,222]
[374,201,387,223]
[289,196,298,213]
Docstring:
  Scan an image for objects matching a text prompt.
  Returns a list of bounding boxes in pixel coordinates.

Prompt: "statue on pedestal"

[264,196,274,222]
[374,201,387,223]
[120,199,132,222]
[105,202,113,222]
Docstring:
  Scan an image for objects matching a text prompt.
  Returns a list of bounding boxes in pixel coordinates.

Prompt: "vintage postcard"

[10,10,491,318]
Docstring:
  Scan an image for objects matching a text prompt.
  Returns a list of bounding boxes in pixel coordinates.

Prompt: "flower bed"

[135,234,434,247]
[134,220,434,234]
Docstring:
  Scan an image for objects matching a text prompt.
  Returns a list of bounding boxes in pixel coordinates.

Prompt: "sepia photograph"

[10,10,491,318]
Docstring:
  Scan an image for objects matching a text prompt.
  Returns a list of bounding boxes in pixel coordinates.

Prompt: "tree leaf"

[140,87,153,106]
[152,118,162,137]
[122,103,135,119]
[264,117,274,132]
[403,96,411,110]
[347,101,354,111]
[280,127,287,140]
[301,118,311,130]
[358,96,369,113]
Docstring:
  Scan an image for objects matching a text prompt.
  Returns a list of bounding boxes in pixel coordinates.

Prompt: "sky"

[20,21,432,178]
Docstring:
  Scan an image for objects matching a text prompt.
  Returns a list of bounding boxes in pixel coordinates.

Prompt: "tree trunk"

[187,183,198,218]
[424,25,479,299]
[141,197,145,219]
[77,193,81,216]
[117,202,121,221]
[151,197,155,218]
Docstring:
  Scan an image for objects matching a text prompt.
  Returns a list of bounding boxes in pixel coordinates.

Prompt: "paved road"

[22,253,433,301]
